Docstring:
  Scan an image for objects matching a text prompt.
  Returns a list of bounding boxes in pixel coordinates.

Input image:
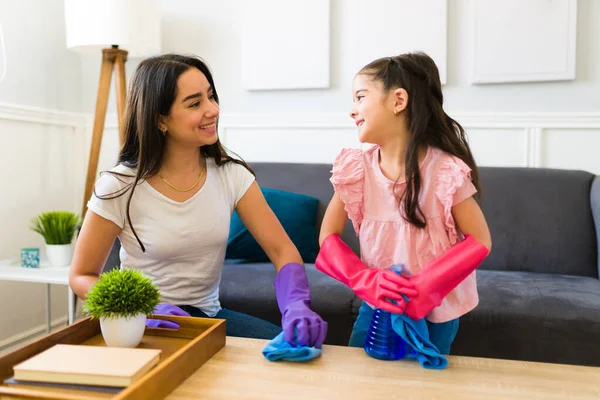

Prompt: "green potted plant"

[29,211,81,267]
[84,268,161,348]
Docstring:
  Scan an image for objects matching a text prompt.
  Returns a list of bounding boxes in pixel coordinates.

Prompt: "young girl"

[316,52,492,354]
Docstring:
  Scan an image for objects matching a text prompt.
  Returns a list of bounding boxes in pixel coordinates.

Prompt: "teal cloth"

[226,188,319,262]
[389,264,448,369]
[262,332,322,362]
[391,314,448,369]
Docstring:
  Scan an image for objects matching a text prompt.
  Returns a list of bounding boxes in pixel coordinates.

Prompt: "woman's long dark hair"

[95,54,253,252]
[359,52,480,229]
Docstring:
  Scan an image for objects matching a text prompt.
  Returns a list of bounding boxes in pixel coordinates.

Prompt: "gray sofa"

[105,163,600,366]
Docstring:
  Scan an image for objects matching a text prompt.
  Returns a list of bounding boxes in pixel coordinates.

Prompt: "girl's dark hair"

[95,53,253,252]
[359,52,480,229]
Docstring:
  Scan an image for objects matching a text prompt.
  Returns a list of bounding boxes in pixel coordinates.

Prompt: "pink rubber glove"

[315,234,418,313]
[146,303,190,329]
[404,234,489,320]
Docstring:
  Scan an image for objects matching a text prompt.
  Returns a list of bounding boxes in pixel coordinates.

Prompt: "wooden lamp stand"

[81,45,128,217]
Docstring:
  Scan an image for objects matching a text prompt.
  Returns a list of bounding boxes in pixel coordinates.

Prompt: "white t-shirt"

[86,159,255,317]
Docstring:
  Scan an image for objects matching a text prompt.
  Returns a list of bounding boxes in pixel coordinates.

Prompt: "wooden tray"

[0,315,226,400]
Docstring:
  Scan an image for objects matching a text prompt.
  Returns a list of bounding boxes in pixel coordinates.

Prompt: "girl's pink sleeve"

[330,148,365,235]
[435,156,477,242]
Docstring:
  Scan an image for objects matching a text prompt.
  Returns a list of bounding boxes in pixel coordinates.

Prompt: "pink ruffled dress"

[331,145,479,323]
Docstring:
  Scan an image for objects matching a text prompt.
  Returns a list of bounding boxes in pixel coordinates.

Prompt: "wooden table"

[167,337,600,400]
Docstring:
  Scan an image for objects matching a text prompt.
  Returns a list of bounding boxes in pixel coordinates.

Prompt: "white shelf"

[0,258,70,285]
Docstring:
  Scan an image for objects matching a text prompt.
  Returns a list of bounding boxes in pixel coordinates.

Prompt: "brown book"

[12,344,161,388]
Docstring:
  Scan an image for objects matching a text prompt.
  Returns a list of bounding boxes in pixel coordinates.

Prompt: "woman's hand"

[274,263,328,348]
[146,303,191,329]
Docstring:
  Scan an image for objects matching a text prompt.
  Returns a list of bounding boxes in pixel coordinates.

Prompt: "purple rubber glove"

[145,303,190,329]
[274,263,328,348]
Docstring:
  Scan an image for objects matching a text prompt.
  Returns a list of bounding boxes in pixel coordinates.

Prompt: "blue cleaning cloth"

[262,332,322,362]
[389,264,448,369]
[391,314,448,369]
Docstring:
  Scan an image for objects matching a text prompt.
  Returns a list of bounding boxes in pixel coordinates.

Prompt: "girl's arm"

[316,191,416,313]
[234,182,303,272]
[319,191,348,246]
[403,195,491,320]
[452,196,492,251]
[69,211,121,299]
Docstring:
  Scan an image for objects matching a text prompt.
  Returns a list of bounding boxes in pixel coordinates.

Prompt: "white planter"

[45,244,73,267]
[100,313,147,348]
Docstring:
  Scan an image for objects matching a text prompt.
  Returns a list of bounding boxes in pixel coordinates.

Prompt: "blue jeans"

[348,302,460,355]
[179,305,282,339]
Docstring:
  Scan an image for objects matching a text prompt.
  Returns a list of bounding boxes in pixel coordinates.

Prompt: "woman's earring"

[394,110,399,116]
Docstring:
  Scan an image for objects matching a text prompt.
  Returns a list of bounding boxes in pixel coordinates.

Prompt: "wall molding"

[220,112,600,130]
[94,111,600,131]
[213,112,600,169]
[0,102,88,128]
[5,106,591,132]
[1,102,599,170]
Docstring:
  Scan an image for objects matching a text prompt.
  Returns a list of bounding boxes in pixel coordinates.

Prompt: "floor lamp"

[64,0,161,217]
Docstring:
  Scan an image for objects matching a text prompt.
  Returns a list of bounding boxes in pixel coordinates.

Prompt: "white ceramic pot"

[45,244,73,267]
[100,313,147,348]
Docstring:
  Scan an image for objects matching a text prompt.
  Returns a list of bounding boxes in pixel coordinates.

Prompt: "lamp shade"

[64,0,161,58]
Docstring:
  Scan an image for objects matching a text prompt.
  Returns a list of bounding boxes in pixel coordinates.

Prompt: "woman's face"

[160,67,220,148]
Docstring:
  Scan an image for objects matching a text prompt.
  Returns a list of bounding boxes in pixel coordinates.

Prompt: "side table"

[0,258,77,333]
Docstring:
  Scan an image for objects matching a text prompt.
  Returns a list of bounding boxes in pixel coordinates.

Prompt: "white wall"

[0,0,83,347]
[0,0,81,110]
[80,0,600,176]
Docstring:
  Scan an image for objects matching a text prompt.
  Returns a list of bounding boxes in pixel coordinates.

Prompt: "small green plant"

[29,211,81,245]
[84,268,160,320]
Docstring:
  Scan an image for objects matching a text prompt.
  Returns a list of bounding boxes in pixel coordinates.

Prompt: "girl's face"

[160,67,220,148]
[349,73,406,145]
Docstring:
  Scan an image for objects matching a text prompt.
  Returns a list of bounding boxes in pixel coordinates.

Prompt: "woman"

[69,54,327,348]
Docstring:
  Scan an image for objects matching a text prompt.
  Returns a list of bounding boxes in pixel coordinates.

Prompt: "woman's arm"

[318,191,348,246]
[234,182,302,272]
[69,211,121,299]
[236,182,328,347]
[452,196,492,251]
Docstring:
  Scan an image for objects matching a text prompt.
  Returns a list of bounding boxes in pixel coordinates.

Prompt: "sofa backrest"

[478,167,598,278]
[592,176,600,278]
[251,162,599,278]
[250,162,360,255]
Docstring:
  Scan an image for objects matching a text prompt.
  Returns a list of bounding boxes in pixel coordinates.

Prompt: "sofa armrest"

[591,176,600,279]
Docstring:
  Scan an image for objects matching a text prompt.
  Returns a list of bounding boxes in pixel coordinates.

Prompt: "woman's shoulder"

[211,158,255,187]
[213,158,251,176]
[94,164,137,197]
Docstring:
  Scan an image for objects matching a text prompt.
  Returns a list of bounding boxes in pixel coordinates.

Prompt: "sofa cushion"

[478,167,598,277]
[249,162,360,256]
[453,270,600,366]
[226,188,320,262]
[219,262,361,346]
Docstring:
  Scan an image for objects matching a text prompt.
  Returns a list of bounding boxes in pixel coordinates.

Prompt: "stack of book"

[5,344,161,393]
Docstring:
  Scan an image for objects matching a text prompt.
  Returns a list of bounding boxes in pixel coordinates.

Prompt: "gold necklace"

[158,163,205,192]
